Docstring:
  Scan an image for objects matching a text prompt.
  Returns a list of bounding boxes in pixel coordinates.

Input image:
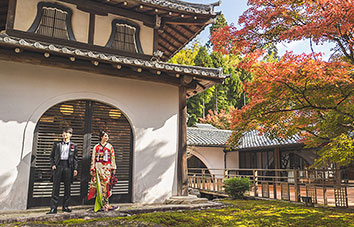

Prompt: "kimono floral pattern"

[88,143,117,208]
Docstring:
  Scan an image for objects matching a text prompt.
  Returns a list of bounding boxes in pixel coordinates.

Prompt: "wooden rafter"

[165,24,189,41]
[159,35,179,50]
[160,30,184,46]
[158,43,173,55]
[164,18,209,26]
[179,25,197,36]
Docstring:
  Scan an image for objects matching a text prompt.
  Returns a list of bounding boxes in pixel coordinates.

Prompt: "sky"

[188,0,334,58]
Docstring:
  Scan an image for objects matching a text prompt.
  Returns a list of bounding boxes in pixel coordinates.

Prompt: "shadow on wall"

[0,152,31,210]
[0,140,176,209]
[0,94,179,209]
[134,139,176,203]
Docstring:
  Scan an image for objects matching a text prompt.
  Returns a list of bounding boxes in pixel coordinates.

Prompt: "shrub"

[223,177,250,199]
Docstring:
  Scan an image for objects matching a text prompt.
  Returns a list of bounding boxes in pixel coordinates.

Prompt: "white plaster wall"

[14,0,90,43]
[13,0,153,53]
[95,14,153,55]
[188,146,225,177]
[226,151,239,169]
[0,60,179,210]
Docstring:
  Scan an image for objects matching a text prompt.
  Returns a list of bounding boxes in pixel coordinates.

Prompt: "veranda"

[188,168,354,208]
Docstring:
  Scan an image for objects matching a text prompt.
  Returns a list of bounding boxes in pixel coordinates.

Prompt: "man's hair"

[63,127,73,134]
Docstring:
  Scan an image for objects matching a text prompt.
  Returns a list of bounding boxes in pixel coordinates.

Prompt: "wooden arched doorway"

[27,100,133,208]
[187,155,211,176]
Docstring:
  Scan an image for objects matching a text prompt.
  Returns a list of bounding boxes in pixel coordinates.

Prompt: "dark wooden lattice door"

[27,100,133,208]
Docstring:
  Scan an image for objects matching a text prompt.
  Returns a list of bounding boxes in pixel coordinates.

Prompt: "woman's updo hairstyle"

[99,130,108,141]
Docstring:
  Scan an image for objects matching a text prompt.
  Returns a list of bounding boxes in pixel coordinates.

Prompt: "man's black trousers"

[50,160,72,209]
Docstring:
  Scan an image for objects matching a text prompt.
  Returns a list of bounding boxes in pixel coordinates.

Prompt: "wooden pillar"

[294,169,300,202]
[6,0,17,31]
[235,151,240,169]
[202,169,205,190]
[153,15,161,54]
[213,174,216,192]
[88,13,95,45]
[153,29,159,53]
[224,149,227,169]
[335,165,341,185]
[253,170,258,197]
[177,86,188,196]
[273,148,280,199]
[274,148,280,170]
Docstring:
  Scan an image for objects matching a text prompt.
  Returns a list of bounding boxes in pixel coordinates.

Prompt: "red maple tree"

[211,0,354,166]
[199,107,235,130]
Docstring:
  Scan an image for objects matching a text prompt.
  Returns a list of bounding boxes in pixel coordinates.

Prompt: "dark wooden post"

[88,13,95,45]
[177,86,188,196]
[335,165,341,185]
[273,175,277,199]
[6,0,17,31]
[294,169,300,202]
[213,174,216,192]
[273,148,280,199]
[202,169,206,190]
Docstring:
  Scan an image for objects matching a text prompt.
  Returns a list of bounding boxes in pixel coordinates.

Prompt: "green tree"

[207,14,228,48]
[170,27,251,128]
[187,46,214,126]
[210,14,227,36]
[211,0,354,166]
[169,41,200,66]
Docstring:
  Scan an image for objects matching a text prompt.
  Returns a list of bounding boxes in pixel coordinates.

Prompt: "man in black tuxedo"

[47,127,78,214]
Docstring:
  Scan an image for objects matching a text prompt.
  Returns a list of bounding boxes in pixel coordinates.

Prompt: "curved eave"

[0,33,226,97]
[90,0,219,61]
[159,18,215,61]
[100,0,220,16]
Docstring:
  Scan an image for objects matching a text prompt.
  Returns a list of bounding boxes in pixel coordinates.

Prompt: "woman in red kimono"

[88,131,117,212]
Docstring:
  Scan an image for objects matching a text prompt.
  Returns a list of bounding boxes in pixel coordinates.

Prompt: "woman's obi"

[96,150,111,164]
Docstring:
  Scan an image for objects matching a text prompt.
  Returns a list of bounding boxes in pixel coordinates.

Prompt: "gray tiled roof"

[138,0,220,15]
[187,126,232,147]
[187,124,302,149]
[0,34,225,79]
[238,130,302,150]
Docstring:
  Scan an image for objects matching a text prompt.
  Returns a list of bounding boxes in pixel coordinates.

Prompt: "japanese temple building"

[0,0,225,210]
[187,124,317,176]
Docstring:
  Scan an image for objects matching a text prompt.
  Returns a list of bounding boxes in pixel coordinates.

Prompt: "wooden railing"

[188,168,354,208]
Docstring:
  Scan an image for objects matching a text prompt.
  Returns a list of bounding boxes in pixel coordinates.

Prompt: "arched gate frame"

[27,100,133,208]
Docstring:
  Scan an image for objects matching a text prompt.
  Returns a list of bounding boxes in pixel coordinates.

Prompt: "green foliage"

[169,16,253,128]
[210,14,227,36]
[211,0,354,166]
[187,89,213,127]
[314,133,354,167]
[207,14,228,48]
[169,41,200,66]
[170,43,251,128]
[194,46,213,67]
[22,200,354,227]
[223,177,250,199]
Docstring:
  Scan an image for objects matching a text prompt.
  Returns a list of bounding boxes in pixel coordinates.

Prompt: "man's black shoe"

[62,207,72,212]
[46,208,57,214]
